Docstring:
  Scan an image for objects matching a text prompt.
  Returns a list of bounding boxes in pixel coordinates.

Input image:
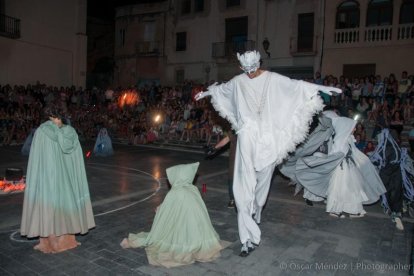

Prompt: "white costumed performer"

[195,50,341,256]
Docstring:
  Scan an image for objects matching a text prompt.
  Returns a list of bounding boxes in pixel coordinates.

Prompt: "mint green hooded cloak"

[20,121,95,237]
[123,162,222,268]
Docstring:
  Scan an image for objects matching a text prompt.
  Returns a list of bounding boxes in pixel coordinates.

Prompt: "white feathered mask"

[237,50,261,74]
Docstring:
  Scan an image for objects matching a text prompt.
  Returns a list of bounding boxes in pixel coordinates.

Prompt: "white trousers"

[233,130,276,244]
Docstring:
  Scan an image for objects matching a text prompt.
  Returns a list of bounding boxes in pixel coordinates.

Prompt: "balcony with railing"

[212,40,256,58]
[398,23,414,40]
[364,25,393,42]
[0,14,20,39]
[334,28,360,44]
[333,23,414,46]
[135,41,162,56]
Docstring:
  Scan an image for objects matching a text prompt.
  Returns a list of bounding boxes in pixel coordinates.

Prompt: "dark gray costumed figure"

[280,111,386,217]
[369,128,414,231]
[280,113,340,202]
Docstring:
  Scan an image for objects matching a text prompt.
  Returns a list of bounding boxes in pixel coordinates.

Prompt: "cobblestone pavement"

[0,144,412,276]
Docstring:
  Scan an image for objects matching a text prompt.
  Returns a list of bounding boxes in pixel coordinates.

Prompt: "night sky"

[87,0,166,20]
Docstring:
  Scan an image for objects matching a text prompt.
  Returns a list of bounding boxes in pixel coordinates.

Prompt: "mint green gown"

[20,121,95,238]
[124,162,223,268]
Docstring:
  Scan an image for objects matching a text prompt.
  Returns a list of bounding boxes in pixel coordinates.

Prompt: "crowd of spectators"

[1,70,413,154]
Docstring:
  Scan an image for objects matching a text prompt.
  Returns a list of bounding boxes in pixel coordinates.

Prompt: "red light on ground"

[86,151,91,158]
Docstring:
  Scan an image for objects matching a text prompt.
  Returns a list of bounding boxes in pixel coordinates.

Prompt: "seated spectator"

[403,97,414,123]
[389,111,404,139]
[351,78,362,108]
[367,98,380,123]
[356,97,369,120]
[354,134,366,152]
[180,119,194,142]
[208,123,223,146]
[391,97,403,116]
[146,127,158,144]
[167,119,179,140]
[354,122,367,143]
[364,141,376,156]
[372,110,389,139]
[409,123,414,153]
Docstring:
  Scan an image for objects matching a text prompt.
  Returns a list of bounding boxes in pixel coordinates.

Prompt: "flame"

[119,89,139,108]
[0,179,26,192]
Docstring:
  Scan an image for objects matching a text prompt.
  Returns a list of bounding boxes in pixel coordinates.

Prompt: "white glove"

[321,87,342,96]
[195,91,211,101]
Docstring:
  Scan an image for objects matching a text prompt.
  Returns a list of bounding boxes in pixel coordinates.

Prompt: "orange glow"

[153,171,160,180]
[154,114,161,123]
[0,179,26,192]
[118,89,139,108]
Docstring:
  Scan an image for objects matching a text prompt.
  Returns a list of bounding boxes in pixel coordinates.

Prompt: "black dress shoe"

[239,243,250,257]
[239,250,249,257]
[305,199,313,206]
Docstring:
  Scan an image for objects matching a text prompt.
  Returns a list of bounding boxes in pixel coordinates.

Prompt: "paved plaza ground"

[0,143,413,275]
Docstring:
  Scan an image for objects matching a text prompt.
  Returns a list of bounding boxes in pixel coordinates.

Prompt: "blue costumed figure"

[21,128,36,156]
[93,128,113,156]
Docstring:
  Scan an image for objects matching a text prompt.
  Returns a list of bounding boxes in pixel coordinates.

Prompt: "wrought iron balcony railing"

[212,40,256,58]
[0,14,20,39]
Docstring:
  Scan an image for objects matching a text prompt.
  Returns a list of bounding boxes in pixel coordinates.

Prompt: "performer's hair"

[43,105,67,124]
